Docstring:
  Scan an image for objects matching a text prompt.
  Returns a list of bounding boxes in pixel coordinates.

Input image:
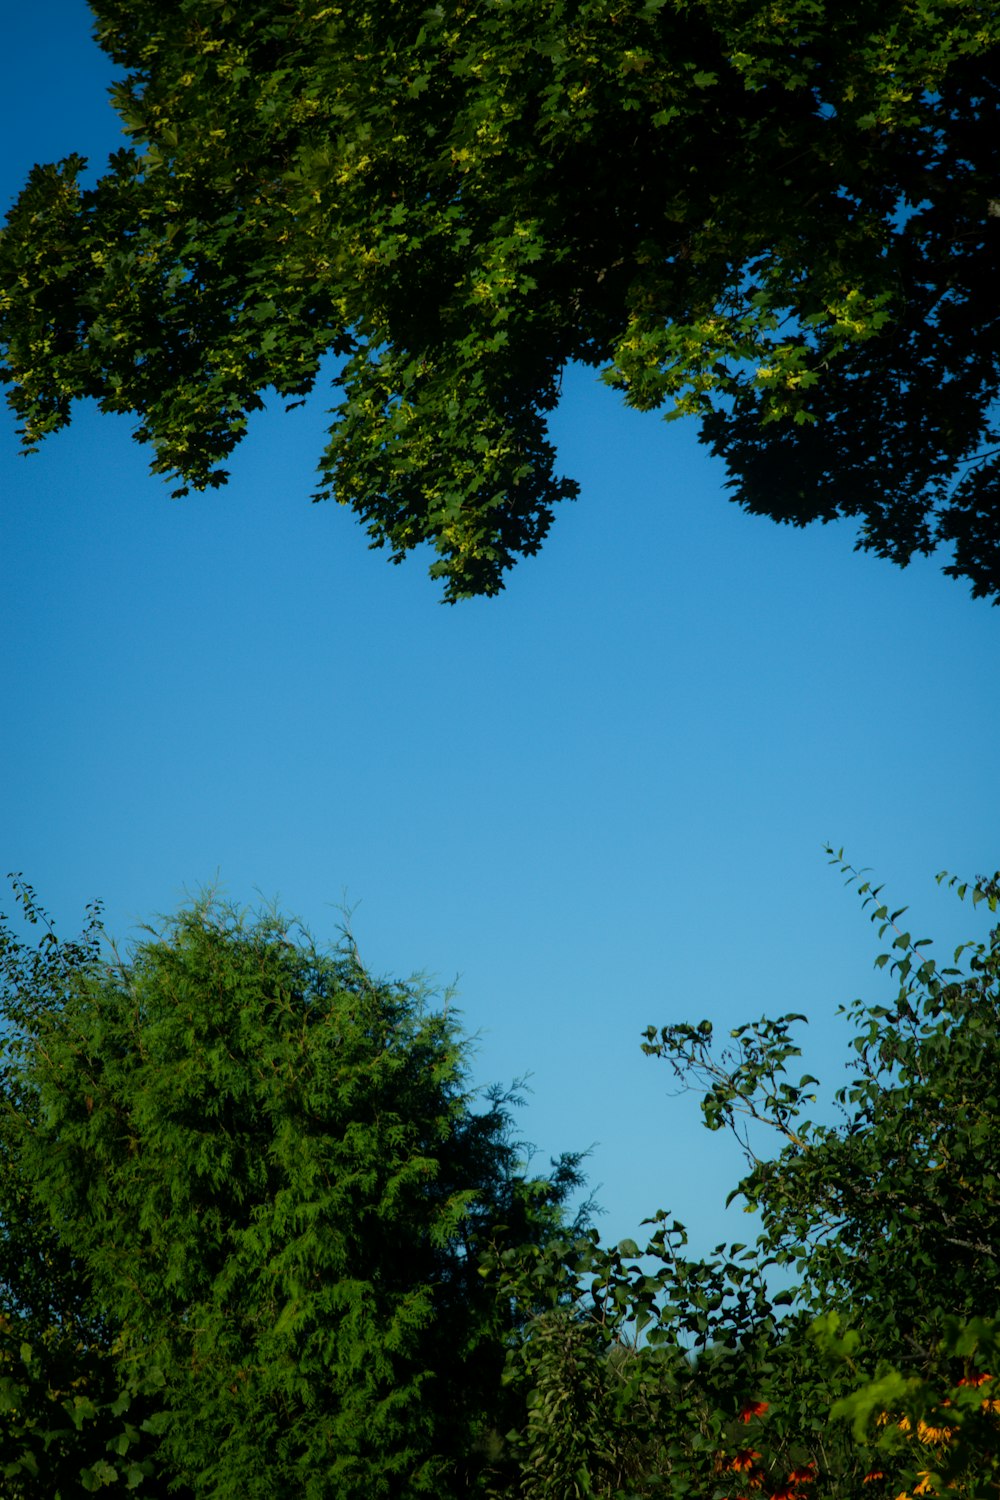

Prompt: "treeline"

[2,854,999,1498]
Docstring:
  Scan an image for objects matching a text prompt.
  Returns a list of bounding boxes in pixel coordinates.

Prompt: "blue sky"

[3,1,1000,1256]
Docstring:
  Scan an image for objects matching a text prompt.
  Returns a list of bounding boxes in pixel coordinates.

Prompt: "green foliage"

[2,2,999,598]
[4,860,1000,1497]
[488,854,1000,1498]
[0,878,174,1497]
[642,849,1000,1370]
[0,1326,172,1499]
[0,879,585,1498]
[821,1316,1000,1500]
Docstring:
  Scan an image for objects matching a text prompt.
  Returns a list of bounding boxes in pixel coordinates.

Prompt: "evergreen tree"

[1,880,585,1497]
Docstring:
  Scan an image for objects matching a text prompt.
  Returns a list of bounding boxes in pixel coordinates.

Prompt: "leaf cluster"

[484,855,1000,1497]
[2,2,999,597]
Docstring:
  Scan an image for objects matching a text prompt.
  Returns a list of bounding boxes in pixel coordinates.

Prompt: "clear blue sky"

[3,1,999,1256]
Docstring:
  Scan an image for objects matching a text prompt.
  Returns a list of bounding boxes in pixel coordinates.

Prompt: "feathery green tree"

[0,880,586,1497]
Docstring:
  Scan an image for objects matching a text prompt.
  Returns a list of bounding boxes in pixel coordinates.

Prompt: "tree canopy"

[488,853,1000,1498]
[0,881,585,1498]
[1,0,998,599]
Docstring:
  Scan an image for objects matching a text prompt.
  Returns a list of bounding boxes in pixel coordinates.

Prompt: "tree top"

[2,0,998,599]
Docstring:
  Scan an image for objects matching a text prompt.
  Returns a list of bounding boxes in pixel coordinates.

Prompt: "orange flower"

[915,1419,954,1445]
[740,1401,770,1423]
[729,1450,763,1473]
[913,1472,935,1495]
[955,1375,1000,1411]
[863,1472,886,1484]
[787,1465,817,1484]
[770,1486,797,1500]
